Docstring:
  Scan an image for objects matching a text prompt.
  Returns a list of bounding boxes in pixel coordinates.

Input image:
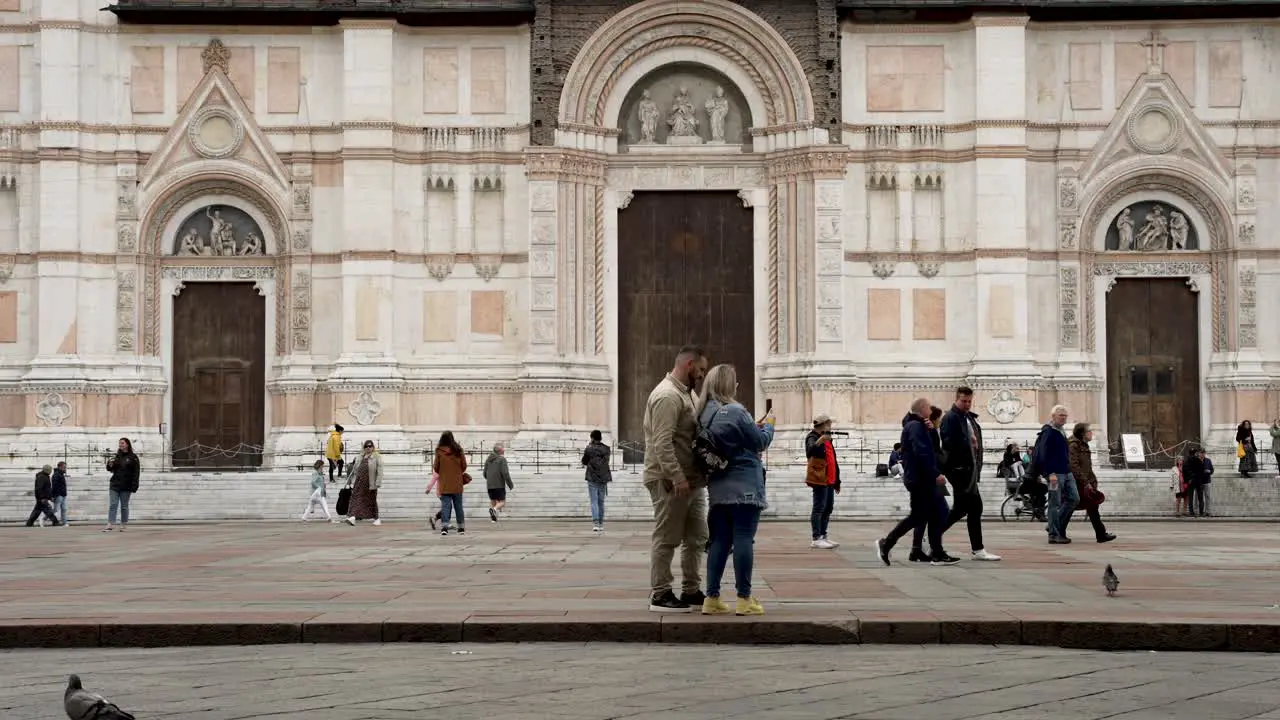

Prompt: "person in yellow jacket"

[325,424,345,483]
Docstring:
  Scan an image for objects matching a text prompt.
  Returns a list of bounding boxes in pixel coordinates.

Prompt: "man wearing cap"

[805,415,841,549]
[25,464,62,527]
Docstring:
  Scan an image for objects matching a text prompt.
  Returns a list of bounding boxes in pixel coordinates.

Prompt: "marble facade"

[0,0,1277,464]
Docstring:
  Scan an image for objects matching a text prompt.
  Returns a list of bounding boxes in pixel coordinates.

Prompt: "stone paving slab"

[4,643,1280,719]
[1,519,1278,651]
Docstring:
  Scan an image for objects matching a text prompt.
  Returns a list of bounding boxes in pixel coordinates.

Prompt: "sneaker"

[874,538,892,566]
[821,536,840,548]
[810,538,836,549]
[971,549,1002,561]
[345,517,356,526]
[908,548,931,563]
[372,519,382,526]
[102,526,113,532]
[1097,533,1117,543]
[1048,536,1072,544]
[735,597,765,616]
[930,553,961,566]
[458,529,466,536]
[680,590,706,607]
[701,596,732,615]
[648,590,691,613]
[591,526,601,533]
[441,528,449,536]
[118,525,126,532]
[489,508,499,523]
[429,515,437,531]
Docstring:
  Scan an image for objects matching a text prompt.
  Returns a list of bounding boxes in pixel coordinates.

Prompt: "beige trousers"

[646,481,708,596]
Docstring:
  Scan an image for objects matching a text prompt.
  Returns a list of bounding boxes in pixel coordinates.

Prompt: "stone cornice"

[266,379,615,395]
[523,148,608,183]
[1206,379,1277,392]
[765,148,850,180]
[0,381,167,395]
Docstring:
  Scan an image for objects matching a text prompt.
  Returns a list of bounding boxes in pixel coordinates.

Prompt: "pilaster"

[972,15,1029,251]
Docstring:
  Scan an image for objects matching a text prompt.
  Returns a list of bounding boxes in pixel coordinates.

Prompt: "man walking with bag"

[939,387,1000,561]
[875,398,957,566]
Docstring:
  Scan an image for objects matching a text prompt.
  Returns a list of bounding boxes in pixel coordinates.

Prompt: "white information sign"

[1120,434,1145,464]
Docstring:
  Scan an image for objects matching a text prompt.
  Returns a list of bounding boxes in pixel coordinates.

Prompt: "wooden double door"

[617,191,756,455]
[1105,278,1201,463]
[172,282,266,468]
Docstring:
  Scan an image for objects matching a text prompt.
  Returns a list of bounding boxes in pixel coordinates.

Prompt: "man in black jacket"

[939,387,1001,561]
[875,398,958,566]
[25,465,62,527]
[50,461,68,525]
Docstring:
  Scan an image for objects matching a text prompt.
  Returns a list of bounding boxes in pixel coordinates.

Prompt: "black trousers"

[328,458,344,483]
[25,499,59,526]
[1069,505,1110,539]
[943,489,985,552]
[1189,484,1207,516]
[886,485,946,555]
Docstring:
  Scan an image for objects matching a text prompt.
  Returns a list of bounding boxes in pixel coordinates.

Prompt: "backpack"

[692,405,728,475]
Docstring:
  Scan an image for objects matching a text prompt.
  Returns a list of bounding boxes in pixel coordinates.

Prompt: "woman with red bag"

[1068,423,1116,544]
[433,431,469,536]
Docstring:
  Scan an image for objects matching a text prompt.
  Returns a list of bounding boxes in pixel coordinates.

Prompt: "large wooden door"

[1106,278,1200,464]
[617,191,755,453]
[172,282,266,468]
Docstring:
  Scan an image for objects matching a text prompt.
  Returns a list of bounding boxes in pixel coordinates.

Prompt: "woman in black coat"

[1236,421,1258,477]
[105,437,140,532]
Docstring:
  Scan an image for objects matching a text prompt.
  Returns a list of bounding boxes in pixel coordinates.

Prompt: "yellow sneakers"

[701,596,733,615]
[735,597,765,616]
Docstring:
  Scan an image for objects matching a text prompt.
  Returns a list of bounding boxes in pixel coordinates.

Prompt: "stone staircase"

[4,461,1278,524]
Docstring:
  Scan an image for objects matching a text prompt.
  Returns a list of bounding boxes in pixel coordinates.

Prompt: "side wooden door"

[1106,278,1200,463]
[616,191,755,455]
[172,282,266,467]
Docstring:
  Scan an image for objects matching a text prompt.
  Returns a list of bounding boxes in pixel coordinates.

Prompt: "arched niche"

[616,63,754,151]
[1102,198,1201,252]
[172,203,269,256]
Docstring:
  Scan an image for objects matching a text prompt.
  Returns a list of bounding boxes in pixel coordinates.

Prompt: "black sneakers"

[680,590,706,607]
[874,538,892,566]
[908,549,931,563]
[930,553,961,566]
[648,590,691,613]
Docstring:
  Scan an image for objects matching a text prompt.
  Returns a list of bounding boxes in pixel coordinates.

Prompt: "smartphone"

[765,398,773,415]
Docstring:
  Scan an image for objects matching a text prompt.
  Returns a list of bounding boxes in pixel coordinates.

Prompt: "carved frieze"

[291,269,311,352]
[292,223,312,252]
[606,163,765,190]
[1058,178,1078,211]
[1238,265,1257,348]
[116,269,136,352]
[35,391,72,427]
[985,389,1025,424]
[1059,265,1079,348]
[117,223,138,253]
[1236,177,1255,210]
[292,183,312,218]
[1238,221,1256,247]
[1058,218,1077,251]
[160,265,275,281]
[116,179,137,219]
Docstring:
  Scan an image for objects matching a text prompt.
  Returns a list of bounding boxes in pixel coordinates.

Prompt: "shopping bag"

[335,487,352,516]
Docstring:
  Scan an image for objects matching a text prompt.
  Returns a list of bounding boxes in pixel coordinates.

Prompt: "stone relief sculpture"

[667,87,700,142]
[636,90,659,144]
[1106,202,1198,252]
[985,389,1025,425]
[172,204,267,256]
[705,86,729,143]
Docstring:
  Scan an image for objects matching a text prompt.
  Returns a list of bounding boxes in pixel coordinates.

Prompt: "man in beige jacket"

[643,345,710,612]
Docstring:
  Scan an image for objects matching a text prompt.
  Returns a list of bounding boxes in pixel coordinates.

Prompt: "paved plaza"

[5,643,1280,719]
[1,519,1278,651]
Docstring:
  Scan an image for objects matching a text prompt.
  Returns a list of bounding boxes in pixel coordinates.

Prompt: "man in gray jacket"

[483,443,513,523]
[643,345,709,613]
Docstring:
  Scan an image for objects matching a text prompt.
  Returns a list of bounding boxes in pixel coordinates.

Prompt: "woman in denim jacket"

[694,363,775,616]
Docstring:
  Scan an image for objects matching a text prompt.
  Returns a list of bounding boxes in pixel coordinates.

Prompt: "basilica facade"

[0,0,1275,464]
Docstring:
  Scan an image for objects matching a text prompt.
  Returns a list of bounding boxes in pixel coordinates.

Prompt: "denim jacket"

[698,400,775,508]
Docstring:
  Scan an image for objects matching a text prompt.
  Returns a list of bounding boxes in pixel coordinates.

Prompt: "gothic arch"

[558,0,815,129]
[1079,165,1233,251]
[140,174,289,257]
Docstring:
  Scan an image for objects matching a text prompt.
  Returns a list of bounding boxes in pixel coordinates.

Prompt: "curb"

[1,618,1276,652]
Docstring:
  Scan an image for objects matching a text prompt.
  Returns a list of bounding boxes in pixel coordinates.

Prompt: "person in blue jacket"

[875,398,958,566]
[1034,405,1076,543]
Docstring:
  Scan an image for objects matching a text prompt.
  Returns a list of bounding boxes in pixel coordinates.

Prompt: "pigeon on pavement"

[1102,564,1120,596]
[64,675,135,720]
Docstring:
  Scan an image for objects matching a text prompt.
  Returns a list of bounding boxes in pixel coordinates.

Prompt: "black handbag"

[335,487,352,516]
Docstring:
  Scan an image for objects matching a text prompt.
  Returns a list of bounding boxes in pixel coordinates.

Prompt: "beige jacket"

[642,373,702,489]
[351,451,384,490]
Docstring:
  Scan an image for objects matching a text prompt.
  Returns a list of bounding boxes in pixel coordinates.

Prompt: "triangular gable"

[1078,71,1230,184]
[139,68,290,191]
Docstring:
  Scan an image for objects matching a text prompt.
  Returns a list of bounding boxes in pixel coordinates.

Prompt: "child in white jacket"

[302,459,334,522]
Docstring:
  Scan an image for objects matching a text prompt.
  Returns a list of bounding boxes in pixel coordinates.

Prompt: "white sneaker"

[810,538,836,549]
[971,549,1002,561]
[822,535,840,548]
[345,517,356,526]
[372,519,382,526]
[592,526,601,533]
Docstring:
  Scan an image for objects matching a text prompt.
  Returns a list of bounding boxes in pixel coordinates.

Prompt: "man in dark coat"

[939,387,1000,561]
[875,398,957,566]
[25,465,62,527]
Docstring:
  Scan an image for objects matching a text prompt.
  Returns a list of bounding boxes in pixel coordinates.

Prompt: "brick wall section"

[529,0,841,146]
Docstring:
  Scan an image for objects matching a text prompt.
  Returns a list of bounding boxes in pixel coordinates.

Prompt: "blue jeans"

[1046,472,1078,539]
[810,484,835,540]
[51,495,67,524]
[440,493,465,529]
[587,482,608,525]
[706,503,762,599]
[108,489,131,525]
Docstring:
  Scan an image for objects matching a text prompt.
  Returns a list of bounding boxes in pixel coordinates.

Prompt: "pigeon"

[1102,564,1120,596]
[64,675,135,720]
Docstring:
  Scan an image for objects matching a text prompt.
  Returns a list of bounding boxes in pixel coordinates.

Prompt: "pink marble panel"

[0,45,18,113]
[1164,41,1196,102]
[130,46,165,114]
[1114,43,1146,99]
[176,46,204,110]
[469,290,504,336]
[1068,43,1101,110]
[866,45,944,112]
[57,320,76,354]
[470,47,507,114]
[912,289,946,341]
[423,47,459,114]
[423,291,457,342]
[228,47,256,111]
[1208,41,1243,108]
[866,288,900,341]
[0,291,15,343]
[0,0,17,12]
[267,47,300,114]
